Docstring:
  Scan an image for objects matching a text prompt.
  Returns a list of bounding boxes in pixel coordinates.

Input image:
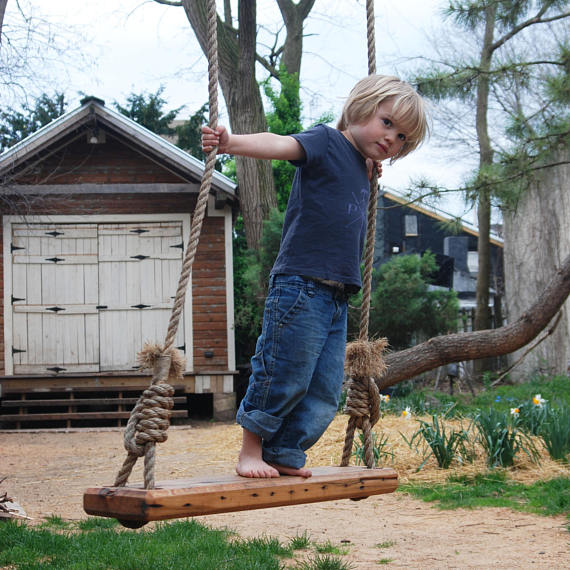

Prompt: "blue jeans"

[236,274,348,469]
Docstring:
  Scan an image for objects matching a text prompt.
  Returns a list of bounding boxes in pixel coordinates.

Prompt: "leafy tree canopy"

[357,252,459,351]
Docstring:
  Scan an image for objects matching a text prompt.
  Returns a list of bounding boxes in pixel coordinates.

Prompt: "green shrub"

[539,404,570,462]
[352,431,394,466]
[475,408,539,468]
[402,414,471,470]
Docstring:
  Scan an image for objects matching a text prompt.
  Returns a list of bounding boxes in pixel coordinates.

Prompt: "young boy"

[202,74,428,479]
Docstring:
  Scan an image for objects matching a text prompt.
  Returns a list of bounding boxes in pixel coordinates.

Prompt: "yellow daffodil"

[380,394,390,403]
[532,394,546,407]
[401,406,411,419]
[510,407,520,416]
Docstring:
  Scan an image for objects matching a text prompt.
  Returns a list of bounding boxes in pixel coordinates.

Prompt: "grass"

[0,518,293,569]
[0,518,358,570]
[400,470,570,520]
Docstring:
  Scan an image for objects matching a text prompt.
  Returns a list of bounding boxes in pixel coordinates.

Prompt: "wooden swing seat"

[83,466,398,526]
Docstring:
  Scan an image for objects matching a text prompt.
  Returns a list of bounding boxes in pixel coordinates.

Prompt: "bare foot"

[269,463,312,478]
[236,455,280,478]
[236,428,280,478]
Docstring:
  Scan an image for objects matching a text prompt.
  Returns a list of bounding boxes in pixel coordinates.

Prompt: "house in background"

[0,96,238,428]
[375,190,504,326]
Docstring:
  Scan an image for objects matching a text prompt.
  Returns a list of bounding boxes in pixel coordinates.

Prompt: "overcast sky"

[4,0,478,220]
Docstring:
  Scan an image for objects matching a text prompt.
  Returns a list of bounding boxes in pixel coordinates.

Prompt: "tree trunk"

[502,151,570,381]
[276,0,316,75]
[473,3,496,334]
[181,0,277,248]
[0,0,7,47]
[377,252,570,390]
[472,3,496,377]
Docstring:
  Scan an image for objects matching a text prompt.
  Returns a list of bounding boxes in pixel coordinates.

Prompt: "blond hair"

[337,74,429,161]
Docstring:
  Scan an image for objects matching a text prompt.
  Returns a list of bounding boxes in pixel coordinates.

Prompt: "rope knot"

[340,338,388,468]
[344,376,381,429]
[123,381,174,456]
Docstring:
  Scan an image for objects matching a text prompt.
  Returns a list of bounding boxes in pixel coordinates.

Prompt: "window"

[467,251,479,274]
[404,215,418,236]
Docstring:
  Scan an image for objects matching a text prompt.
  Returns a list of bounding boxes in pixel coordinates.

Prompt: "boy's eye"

[398,133,407,141]
[382,118,392,126]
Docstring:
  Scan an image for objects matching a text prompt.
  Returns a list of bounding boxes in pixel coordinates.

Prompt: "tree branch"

[378,253,570,389]
[153,0,183,6]
[492,7,570,53]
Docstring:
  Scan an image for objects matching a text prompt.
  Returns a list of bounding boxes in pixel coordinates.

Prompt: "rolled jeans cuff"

[262,446,307,469]
[236,407,283,442]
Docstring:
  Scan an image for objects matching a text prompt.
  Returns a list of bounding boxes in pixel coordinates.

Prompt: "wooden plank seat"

[84,466,398,527]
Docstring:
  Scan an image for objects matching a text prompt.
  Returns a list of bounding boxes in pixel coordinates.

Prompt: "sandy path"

[1,420,569,568]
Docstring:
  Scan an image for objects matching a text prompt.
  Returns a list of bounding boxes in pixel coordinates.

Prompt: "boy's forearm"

[226,132,304,161]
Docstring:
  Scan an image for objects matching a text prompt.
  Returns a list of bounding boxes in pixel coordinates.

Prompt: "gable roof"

[383,189,503,247]
[0,96,237,198]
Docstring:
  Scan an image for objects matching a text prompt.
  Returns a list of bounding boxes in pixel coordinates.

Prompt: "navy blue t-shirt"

[271,124,370,292]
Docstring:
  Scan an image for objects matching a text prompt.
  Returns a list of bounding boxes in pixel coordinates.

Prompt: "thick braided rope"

[341,0,382,469]
[113,0,219,489]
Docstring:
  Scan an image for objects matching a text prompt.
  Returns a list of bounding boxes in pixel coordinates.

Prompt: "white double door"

[10,221,186,374]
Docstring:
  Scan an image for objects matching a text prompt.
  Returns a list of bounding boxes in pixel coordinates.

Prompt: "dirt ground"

[2,416,569,569]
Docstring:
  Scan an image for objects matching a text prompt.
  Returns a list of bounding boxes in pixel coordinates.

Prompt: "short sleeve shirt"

[271,124,370,292]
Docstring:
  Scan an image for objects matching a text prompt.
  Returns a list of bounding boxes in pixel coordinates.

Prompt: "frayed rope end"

[345,338,388,379]
[137,342,186,381]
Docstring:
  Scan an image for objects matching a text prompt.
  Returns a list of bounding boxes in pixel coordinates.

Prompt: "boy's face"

[343,99,408,162]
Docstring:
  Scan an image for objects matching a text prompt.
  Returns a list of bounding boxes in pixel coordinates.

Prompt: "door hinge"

[47,366,66,374]
[11,243,25,253]
[12,347,26,355]
[45,230,64,237]
[45,257,65,263]
[11,295,25,304]
[171,242,184,250]
[46,306,65,313]
[131,304,151,309]
[130,255,149,261]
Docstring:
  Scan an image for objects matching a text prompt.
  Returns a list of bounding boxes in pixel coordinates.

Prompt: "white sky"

[4,0,479,221]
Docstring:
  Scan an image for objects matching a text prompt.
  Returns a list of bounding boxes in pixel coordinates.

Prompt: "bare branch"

[492,6,570,53]
[152,0,183,6]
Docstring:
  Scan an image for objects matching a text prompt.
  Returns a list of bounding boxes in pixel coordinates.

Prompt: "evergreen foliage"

[114,86,183,136]
[0,92,67,152]
[413,1,569,208]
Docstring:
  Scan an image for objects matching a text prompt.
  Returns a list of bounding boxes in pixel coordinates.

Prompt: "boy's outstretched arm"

[201,125,305,161]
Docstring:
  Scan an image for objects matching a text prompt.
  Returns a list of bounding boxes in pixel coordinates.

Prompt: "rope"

[113,0,219,490]
[341,0,386,469]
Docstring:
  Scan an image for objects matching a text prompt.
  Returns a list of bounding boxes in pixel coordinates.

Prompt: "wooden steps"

[0,385,188,429]
[83,466,398,526]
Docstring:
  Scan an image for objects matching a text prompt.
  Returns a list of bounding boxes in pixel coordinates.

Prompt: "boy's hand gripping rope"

[341,0,388,469]
[113,0,219,490]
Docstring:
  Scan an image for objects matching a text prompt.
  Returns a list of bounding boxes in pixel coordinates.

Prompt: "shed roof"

[0,96,237,199]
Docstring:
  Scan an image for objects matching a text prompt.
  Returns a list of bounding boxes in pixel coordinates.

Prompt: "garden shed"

[0,96,238,427]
